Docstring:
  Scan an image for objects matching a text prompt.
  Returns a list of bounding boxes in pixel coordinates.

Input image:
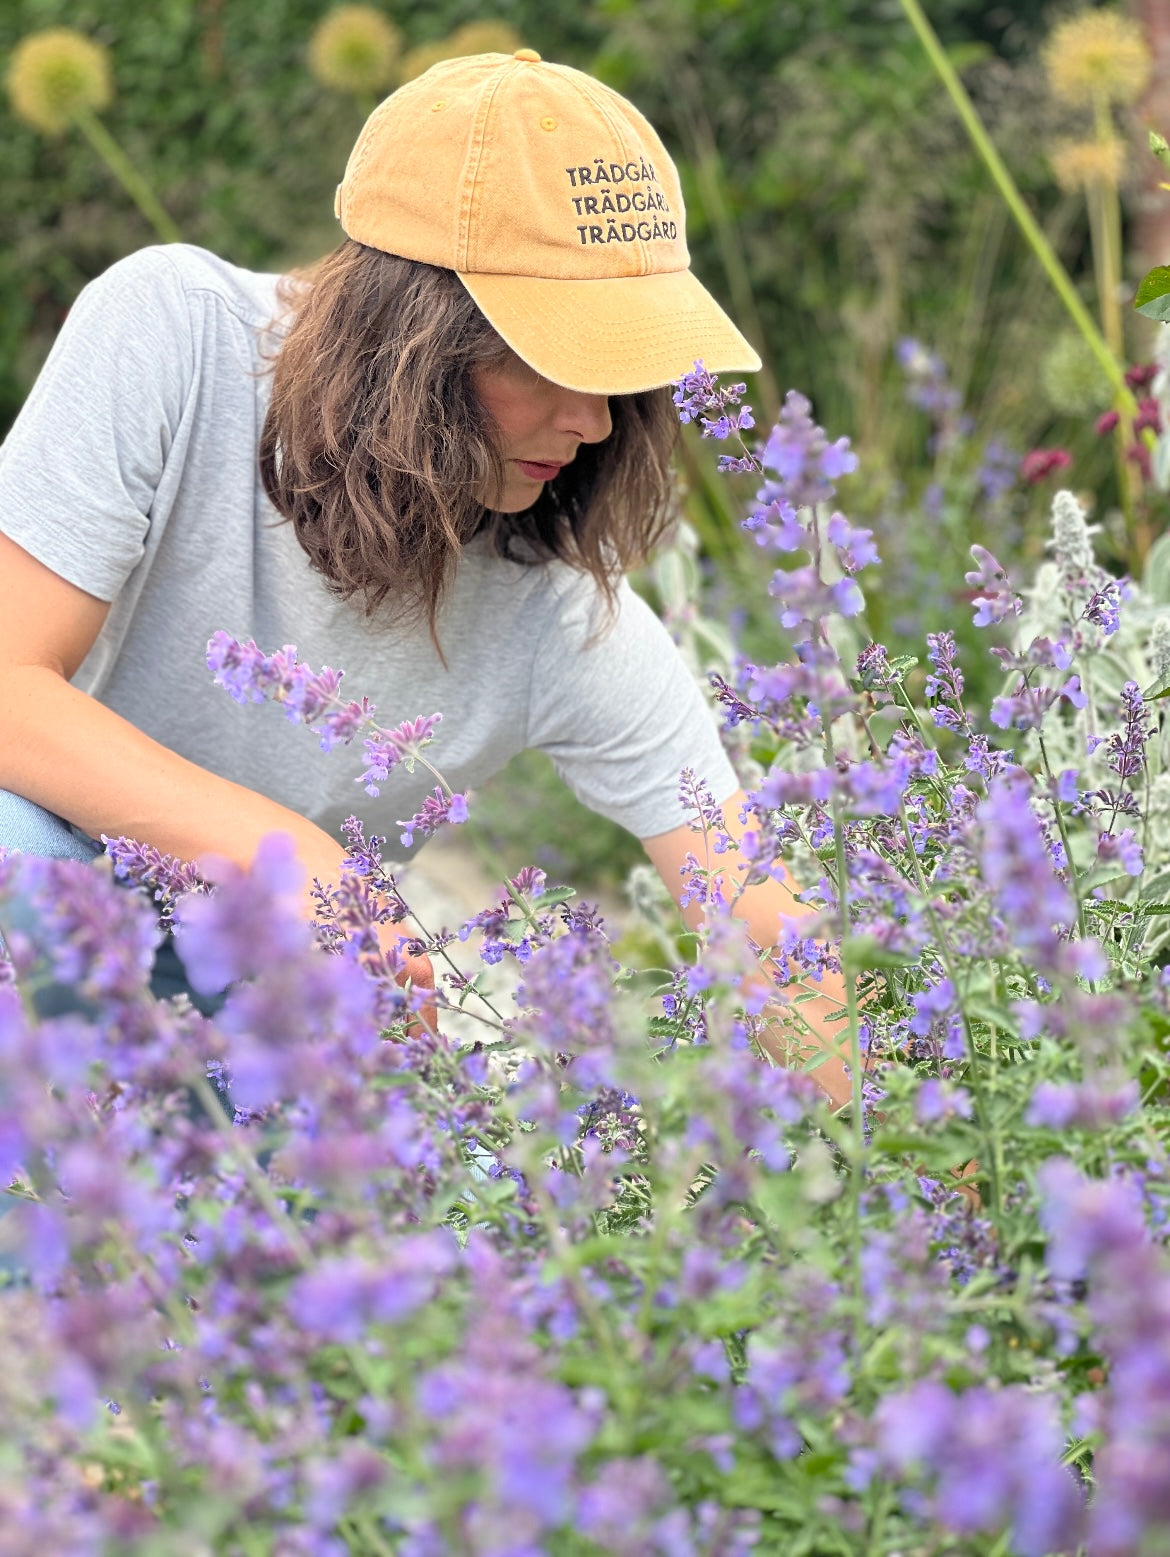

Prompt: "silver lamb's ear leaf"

[1143,532,1170,605]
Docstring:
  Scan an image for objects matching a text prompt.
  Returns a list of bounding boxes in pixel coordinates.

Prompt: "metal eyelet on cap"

[513,47,541,62]
[540,116,557,131]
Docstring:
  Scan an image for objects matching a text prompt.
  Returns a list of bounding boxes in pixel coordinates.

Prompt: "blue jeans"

[0,789,102,863]
[0,789,215,1013]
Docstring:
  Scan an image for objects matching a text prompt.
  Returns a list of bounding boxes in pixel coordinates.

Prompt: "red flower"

[1125,362,1156,391]
[1021,447,1073,484]
[1134,395,1162,437]
[1095,409,1121,436]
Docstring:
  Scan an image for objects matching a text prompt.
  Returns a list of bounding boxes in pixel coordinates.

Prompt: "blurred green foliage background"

[2,0,1165,886]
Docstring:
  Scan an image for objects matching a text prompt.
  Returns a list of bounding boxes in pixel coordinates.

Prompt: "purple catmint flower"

[1039,1160,1170,1552]
[1096,828,1143,876]
[754,766,836,811]
[897,337,969,454]
[825,511,879,573]
[102,834,208,925]
[855,641,892,692]
[965,544,1023,628]
[707,671,762,730]
[989,673,1085,732]
[924,629,970,733]
[757,390,858,512]
[6,854,161,1004]
[976,774,1075,965]
[915,1078,973,1124]
[1092,682,1151,785]
[769,564,865,630]
[1084,581,1122,636]
[173,832,311,995]
[872,1378,1084,1556]
[287,1232,458,1343]
[206,632,372,751]
[975,437,1020,504]
[677,768,729,837]
[1026,1078,1139,1130]
[672,362,757,455]
[397,788,470,848]
[357,713,442,795]
[741,495,805,550]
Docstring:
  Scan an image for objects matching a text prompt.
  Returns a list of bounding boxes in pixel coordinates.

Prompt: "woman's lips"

[515,460,565,481]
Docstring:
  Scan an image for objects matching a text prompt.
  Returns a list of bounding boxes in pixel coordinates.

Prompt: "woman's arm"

[0,533,433,991]
[641,786,855,1111]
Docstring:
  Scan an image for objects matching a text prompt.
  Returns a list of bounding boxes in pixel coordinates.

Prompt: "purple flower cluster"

[0,374,1166,1556]
[207,632,457,808]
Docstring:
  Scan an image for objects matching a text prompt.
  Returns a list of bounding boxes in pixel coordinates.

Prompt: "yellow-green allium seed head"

[308,5,401,94]
[398,20,523,83]
[1040,330,1112,417]
[1043,9,1151,108]
[6,27,112,135]
[447,20,524,56]
[1049,134,1126,192]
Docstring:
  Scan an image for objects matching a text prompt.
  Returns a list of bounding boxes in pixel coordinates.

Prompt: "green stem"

[897,0,1137,415]
[1036,732,1089,945]
[896,801,1003,1220]
[74,107,182,243]
[821,716,865,1332]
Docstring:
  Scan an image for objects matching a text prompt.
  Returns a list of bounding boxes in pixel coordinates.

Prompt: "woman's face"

[471,353,612,512]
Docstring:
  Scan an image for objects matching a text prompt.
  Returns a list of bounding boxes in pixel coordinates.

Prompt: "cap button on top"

[513,47,541,62]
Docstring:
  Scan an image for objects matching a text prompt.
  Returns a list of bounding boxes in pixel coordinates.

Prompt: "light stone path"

[392,828,632,1048]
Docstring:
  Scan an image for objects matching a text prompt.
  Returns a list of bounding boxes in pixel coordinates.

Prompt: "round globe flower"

[1040,330,1111,417]
[307,5,401,95]
[398,20,523,84]
[1050,135,1126,193]
[6,27,112,136]
[446,20,524,56]
[1043,10,1151,108]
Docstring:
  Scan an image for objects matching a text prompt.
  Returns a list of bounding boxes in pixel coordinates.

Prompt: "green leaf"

[1078,862,1135,894]
[1143,531,1170,604]
[1135,266,1170,321]
[1150,129,1170,167]
[530,886,575,912]
[843,935,918,971]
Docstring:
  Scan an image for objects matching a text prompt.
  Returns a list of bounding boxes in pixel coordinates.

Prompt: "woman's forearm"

[0,663,351,892]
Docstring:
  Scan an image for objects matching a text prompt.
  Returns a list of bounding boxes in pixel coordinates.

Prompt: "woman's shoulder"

[86,244,284,334]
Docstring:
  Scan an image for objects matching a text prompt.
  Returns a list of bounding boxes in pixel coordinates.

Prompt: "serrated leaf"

[530,886,575,912]
[1136,266,1170,320]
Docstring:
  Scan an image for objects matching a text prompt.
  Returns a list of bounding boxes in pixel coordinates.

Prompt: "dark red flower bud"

[1125,362,1156,391]
[1021,447,1073,484]
[1134,396,1162,436]
[1095,409,1121,436]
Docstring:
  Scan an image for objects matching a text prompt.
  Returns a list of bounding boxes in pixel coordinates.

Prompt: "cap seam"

[459,66,513,273]
[572,75,653,277]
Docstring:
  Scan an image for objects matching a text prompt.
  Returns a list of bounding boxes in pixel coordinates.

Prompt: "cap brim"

[457,268,762,394]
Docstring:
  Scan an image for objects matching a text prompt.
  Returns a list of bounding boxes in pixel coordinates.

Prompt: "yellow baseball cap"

[334,49,761,394]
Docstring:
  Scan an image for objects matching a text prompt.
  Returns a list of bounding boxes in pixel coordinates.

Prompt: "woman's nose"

[556,388,612,446]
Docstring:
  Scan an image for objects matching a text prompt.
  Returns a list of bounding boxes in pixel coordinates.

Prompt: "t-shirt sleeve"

[0,246,195,602]
[526,573,740,838]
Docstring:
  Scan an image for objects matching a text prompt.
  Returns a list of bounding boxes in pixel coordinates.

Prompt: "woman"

[0,49,852,1104]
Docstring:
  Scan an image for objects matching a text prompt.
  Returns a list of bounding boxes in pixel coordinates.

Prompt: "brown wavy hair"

[259,240,679,640]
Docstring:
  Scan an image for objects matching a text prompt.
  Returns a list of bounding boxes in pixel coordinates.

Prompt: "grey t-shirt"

[0,244,737,850]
